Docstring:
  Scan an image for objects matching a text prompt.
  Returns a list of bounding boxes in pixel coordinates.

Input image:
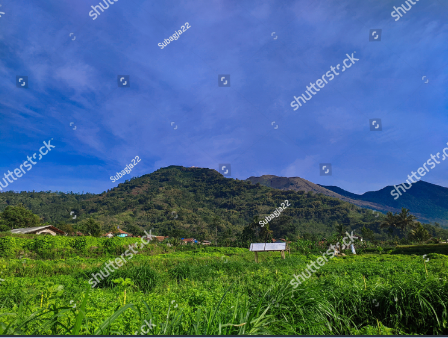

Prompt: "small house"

[11,225,65,236]
[181,238,197,244]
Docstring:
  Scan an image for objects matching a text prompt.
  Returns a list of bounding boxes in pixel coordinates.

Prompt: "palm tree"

[408,222,430,242]
[395,208,417,233]
[380,212,398,235]
[333,222,347,236]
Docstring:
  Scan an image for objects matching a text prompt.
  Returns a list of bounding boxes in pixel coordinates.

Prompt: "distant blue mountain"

[320,181,448,226]
[245,175,448,227]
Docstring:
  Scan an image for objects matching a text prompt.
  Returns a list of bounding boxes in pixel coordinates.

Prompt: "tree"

[240,216,260,244]
[58,223,74,235]
[360,226,375,241]
[333,221,347,236]
[380,212,398,232]
[395,208,417,233]
[380,208,417,237]
[408,222,431,242]
[239,216,273,244]
[0,204,40,230]
[127,224,144,237]
[110,225,120,235]
[84,217,101,237]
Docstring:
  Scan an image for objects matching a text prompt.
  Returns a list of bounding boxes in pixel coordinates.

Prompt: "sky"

[0,0,447,195]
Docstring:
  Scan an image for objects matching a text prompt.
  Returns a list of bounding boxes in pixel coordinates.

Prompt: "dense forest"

[0,166,447,242]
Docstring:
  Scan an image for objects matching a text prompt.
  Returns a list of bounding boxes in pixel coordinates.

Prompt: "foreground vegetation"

[0,243,447,335]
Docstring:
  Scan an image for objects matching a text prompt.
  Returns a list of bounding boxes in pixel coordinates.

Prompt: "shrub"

[168,263,192,281]
[71,237,87,251]
[0,236,18,257]
[33,236,54,252]
[82,264,159,292]
[102,238,126,255]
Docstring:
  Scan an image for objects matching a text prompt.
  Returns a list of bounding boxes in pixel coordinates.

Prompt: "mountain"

[0,166,392,240]
[245,175,448,227]
[321,181,448,226]
[2,167,447,239]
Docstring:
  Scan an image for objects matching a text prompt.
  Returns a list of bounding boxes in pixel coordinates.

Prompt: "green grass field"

[0,244,447,335]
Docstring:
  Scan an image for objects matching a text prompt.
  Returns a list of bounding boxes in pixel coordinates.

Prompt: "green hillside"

[0,166,446,240]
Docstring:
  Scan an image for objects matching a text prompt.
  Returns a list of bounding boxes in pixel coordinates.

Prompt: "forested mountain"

[246,175,399,213]
[0,166,446,240]
[246,175,448,227]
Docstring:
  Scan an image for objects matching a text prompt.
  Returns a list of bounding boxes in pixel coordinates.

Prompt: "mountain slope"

[322,181,448,226]
[244,175,448,226]
[0,166,389,239]
[246,175,401,214]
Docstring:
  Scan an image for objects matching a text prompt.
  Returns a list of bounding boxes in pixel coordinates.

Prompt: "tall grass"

[0,249,447,334]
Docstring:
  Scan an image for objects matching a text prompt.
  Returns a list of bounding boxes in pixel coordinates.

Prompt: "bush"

[102,238,126,255]
[71,237,87,251]
[168,263,192,281]
[82,264,159,292]
[0,236,17,257]
[33,236,54,252]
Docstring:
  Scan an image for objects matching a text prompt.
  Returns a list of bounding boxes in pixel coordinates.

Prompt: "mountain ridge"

[245,174,447,226]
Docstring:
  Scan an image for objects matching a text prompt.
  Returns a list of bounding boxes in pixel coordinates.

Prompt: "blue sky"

[1,0,447,195]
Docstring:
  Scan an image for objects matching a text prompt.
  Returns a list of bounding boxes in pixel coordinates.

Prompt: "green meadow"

[0,238,447,335]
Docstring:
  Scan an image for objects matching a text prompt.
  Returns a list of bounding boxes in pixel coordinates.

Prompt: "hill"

[246,175,399,213]
[1,166,447,240]
[245,175,448,227]
[0,166,390,240]
[321,181,448,226]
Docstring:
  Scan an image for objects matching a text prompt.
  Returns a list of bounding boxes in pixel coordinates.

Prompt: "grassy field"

[0,243,447,335]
